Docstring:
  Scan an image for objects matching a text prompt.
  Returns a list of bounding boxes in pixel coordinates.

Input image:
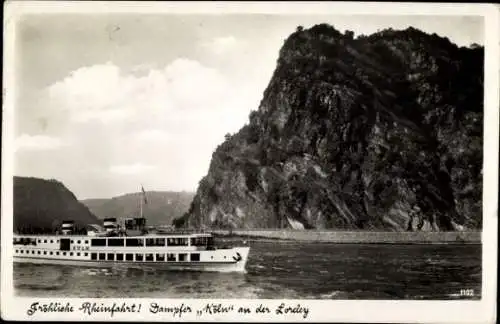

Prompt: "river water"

[14,239,481,299]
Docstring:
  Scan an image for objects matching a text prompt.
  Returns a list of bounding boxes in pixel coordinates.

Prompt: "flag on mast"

[141,185,148,204]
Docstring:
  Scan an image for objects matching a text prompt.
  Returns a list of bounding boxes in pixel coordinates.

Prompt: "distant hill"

[81,191,195,226]
[14,176,101,232]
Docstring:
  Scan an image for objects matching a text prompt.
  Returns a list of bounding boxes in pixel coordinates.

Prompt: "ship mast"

[140,193,143,218]
[140,184,147,220]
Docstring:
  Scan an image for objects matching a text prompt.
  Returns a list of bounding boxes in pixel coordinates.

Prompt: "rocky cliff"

[14,176,101,232]
[175,24,483,231]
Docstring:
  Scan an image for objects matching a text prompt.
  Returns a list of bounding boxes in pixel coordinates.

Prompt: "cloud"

[15,134,65,151]
[202,36,246,55]
[162,58,228,110]
[109,163,156,175]
[73,108,134,123]
[48,63,127,123]
[46,58,229,125]
[134,129,172,143]
[31,56,263,194]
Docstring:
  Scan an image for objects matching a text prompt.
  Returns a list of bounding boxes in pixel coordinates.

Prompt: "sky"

[12,14,484,199]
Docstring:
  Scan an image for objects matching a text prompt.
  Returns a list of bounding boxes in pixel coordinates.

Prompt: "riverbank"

[212,230,481,244]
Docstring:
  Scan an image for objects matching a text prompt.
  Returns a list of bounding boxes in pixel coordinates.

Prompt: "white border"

[2,2,498,323]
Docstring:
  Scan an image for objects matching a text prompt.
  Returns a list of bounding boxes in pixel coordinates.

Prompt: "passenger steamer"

[13,217,250,273]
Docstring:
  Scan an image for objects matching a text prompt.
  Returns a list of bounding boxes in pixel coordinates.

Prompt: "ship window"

[77,252,80,256]
[56,252,60,255]
[19,250,23,253]
[91,239,106,247]
[126,238,144,247]
[167,253,176,262]
[135,254,143,262]
[145,238,165,246]
[43,251,47,255]
[178,253,187,262]
[71,240,74,244]
[116,253,123,261]
[84,253,88,257]
[125,253,133,261]
[156,253,165,261]
[77,240,81,244]
[57,240,59,243]
[167,237,188,246]
[85,240,89,244]
[38,239,41,243]
[15,250,18,253]
[191,237,208,246]
[107,253,115,261]
[62,252,66,256]
[91,253,97,260]
[50,240,53,243]
[99,253,105,261]
[70,252,73,256]
[50,251,53,255]
[108,238,124,247]
[191,253,200,262]
[145,253,154,262]
[44,239,47,243]
[38,251,41,255]
[32,251,35,254]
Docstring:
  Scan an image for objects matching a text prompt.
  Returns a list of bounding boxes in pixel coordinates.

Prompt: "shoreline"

[212,230,482,244]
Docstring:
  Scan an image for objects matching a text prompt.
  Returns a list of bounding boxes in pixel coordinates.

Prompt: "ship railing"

[154,229,214,236]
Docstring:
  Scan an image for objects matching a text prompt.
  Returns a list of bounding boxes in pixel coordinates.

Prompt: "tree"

[345,30,354,40]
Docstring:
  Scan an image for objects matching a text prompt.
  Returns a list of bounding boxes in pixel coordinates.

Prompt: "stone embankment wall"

[212,230,481,244]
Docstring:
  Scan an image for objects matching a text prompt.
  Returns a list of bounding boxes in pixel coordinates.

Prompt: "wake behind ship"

[13,217,250,273]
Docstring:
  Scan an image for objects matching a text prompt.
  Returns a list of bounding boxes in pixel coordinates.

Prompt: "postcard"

[2,1,498,323]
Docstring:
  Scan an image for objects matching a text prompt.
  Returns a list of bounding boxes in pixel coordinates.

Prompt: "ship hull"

[14,247,250,273]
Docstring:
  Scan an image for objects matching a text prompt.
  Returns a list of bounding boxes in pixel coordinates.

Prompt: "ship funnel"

[134,217,146,229]
[61,220,74,235]
[124,218,134,230]
[103,218,118,232]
